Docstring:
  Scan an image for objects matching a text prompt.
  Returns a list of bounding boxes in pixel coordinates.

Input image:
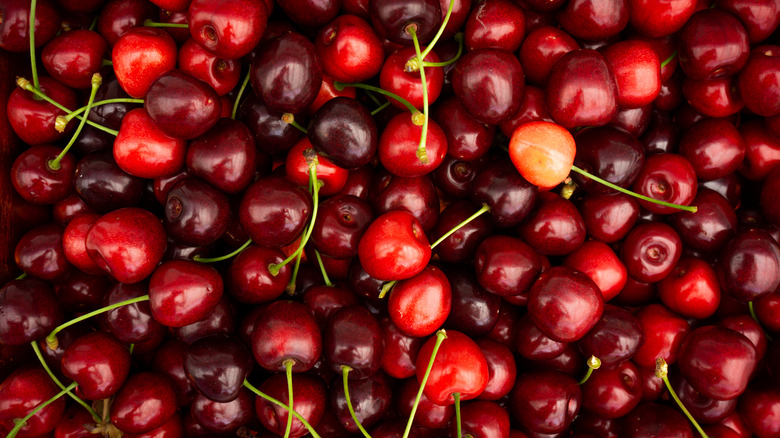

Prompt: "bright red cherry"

[187,0,268,60]
[602,39,661,109]
[658,257,720,319]
[358,210,431,281]
[110,372,178,435]
[111,27,177,98]
[0,367,66,437]
[416,330,489,405]
[149,259,224,327]
[564,240,627,302]
[41,29,107,89]
[632,303,690,369]
[315,14,384,84]
[61,331,131,400]
[113,107,186,179]
[388,265,451,337]
[378,113,447,177]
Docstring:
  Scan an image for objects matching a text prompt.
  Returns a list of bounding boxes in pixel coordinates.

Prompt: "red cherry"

[7,76,78,145]
[187,0,268,60]
[315,14,384,84]
[0,0,61,52]
[509,369,581,434]
[628,0,696,37]
[149,259,224,327]
[602,39,661,109]
[285,138,349,197]
[0,367,66,436]
[110,372,178,434]
[113,108,186,179]
[61,331,131,400]
[658,257,720,319]
[178,38,241,97]
[378,112,447,177]
[111,27,177,98]
[632,303,690,369]
[416,330,489,405]
[388,265,451,337]
[358,210,431,281]
[563,240,627,302]
[251,300,322,372]
[42,29,107,89]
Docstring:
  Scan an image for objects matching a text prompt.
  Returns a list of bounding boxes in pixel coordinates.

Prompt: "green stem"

[143,19,189,28]
[231,70,251,120]
[46,295,150,350]
[378,280,397,300]
[661,50,678,68]
[194,238,252,263]
[419,0,456,61]
[429,203,490,249]
[283,359,295,438]
[29,0,39,90]
[370,101,391,116]
[421,33,463,68]
[570,165,697,213]
[334,81,419,115]
[243,379,322,438]
[15,272,27,280]
[342,366,372,438]
[454,392,462,438]
[8,382,78,438]
[282,113,308,134]
[62,98,144,123]
[410,28,429,164]
[285,248,304,296]
[656,358,709,438]
[402,330,447,438]
[101,58,112,67]
[313,250,333,287]
[15,78,119,136]
[362,88,383,106]
[31,342,100,423]
[49,73,101,171]
[578,355,601,385]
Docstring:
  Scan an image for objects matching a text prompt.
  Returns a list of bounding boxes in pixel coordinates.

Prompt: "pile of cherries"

[1,0,780,436]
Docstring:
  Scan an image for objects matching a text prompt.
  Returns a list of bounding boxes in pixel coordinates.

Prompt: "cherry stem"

[402,329,447,438]
[378,281,397,299]
[661,50,678,68]
[655,358,709,438]
[49,73,101,170]
[29,0,40,90]
[61,98,144,124]
[421,33,463,68]
[129,343,135,354]
[231,70,252,120]
[269,151,321,277]
[578,355,601,385]
[30,341,101,423]
[15,272,27,280]
[362,88,383,106]
[45,295,151,350]
[748,301,774,342]
[243,379,322,438]
[570,165,697,212]
[409,27,429,164]
[282,113,308,134]
[370,101,391,116]
[283,359,295,438]
[7,381,78,438]
[430,203,490,249]
[334,81,419,116]
[419,0,456,61]
[313,249,333,287]
[286,248,304,296]
[143,19,189,28]
[561,178,577,200]
[194,238,252,263]
[453,392,463,438]
[342,366,372,438]
[16,78,119,136]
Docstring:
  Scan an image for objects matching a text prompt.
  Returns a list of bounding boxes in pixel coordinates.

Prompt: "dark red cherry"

[581,360,643,419]
[737,45,780,117]
[152,339,197,406]
[432,96,495,162]
[557,0,629,40]
[42,29,107,89]
[227,245,291,304]
[718,229,780,302]
[250,32,322,114]
[476,338,517,401]
[474,235,542,297]
[310,195,373,259]
[324,304,384,378]
[670,188,737,253]
[61,331,131,400]
[396,377,454,429]
[464,0,525,52]
[74,150,145,213]
[431,200,493,264]
[14,223,70,281]
[632,303,690,369]
[185,119,256,194]
[239,176,312,248]
[0,278,62,346]
[178,38,240,97]
[739,119,780,181]
[144,70,221,140]
[682,76,744,118]
[187,0,268,60]
[148,259,223,327]
[286,137,349,196]
[0,0,61,52]
[379,316,422,379]
[510,369,581,434]
[110,372,178,435]
[470,160,538,228]
[238,91,303,155]
[528,266,605,343]
[369,0,442,46]
[251,300,322,372]
[358,210,431,281]
[577,304,644,368]
[370,170,440,232]
[309,97,378,169]
[276,0,339,27]
[11,145,76,206]
[190,388,253,435]
[631,153,698,214]
[255,373,327,438]
[184,334,253,402]
[737,387,780,438]
[101,281,165,344]
[0,367,66,437]
[171,296,236,344]
[96,0,157,46]
[442,268,501,338]
[671,374,737,425]
[55,270,108,314]
[514,312,568,361]
[519,26,580,86]
[452,48,525,125]
[621,222,682,283]
[331,370,393,433]
[7,76,78,145]
[518,192,586,257]
[571,126,645,194]
[621,402,693,437]
[678,8,750,81]
[628,0,696,38]
[602,39,661,109]
[678,118,746,180]
[578,192,640,243]
[164,178,230,246]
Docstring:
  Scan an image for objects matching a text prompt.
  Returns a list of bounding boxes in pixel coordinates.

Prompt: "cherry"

[277,0,340,28]
[55,271,109,314]
[369,0,442,46]
[558,0,629,40]
[519,26,580,86]
[454,400,511,438]
[85,207,167,284]
[285,137,349,196]
[509,120,576,191]
[238,91,303,155]
[628,0,695,37]
[113,107,186,179]
[670,188,737,253]
[571,126,645,195]
[0,278,62,346]
[379,316,422,379]
[432,96,495,161]
[148,259,224,327]
[0,0,61,52]
[577,305,644,368]
[470,160,538,227]
[239,176,313,248]
[464,0,525,52]
[563,240,628,302]
[41,29,107,90]
[473,235,542,297]
[0,367,66,437]
[762,167,780,228]
[632,303,690,369]
[514,312,568,361]
[657,256,720,320]
[171,296,236,344]
[186,0,268,60]
[396,377,454,429]
[378,112,447,177]
[416,330,489,405]
[74,150,145,213]
[309,195,373,260]
[739,119,780,181]
[177,38,240,96]
[144,69,221,140]
[670,374,738,425]
[737,45,780,117]
[682,75,744,118]
[388,265,451,337]
[718,229,780,302]
[678,8,750,81]
[7,76,78,146]
[444,268,501,337]
[621,402,693,437]
[431,200,493,264]
[370,170,440,232]
[251,300,322,372]
[609,103,653,139]
[110,372,178,435]
[582,360,643,419]
[309,96,378,169]
[225,245,291,304]
[190,389,253,435]
[183,334,253,402]
[96,0,157,46]
[509,369,581,434]
[315,14,384,84]
[309,74,358,115]
[578,192,640,243]
[518,192,586,257]
[324,304,384,378]
[431,154,484,199]
[358,210,431,281]
[254,373,328,438]
[111,27,177,98]
[621,222,682,283]
[14,223,70,281]
[152,339,197,406]
[100,281,165,344]
[163,178,230,247]
[330,370,393,433]
[737,387,780,438]
[476,337,517,401]
[60,331,131,400]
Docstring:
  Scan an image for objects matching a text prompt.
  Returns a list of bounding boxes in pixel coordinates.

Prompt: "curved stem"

[378,280,397,300]
[362,88,383,106]
[421,33,463,68]
[402,330,447,438]
[285,247,304,296]
[31,341,100,423]
[143,19,189,28]
[62,98,144,123]
[243,379,322,438]
[656,358,709,438]
[370,101,391,116]
[410,28,429,164]
[334,81,419,115]
[45,295,150,350]
[8,381,78,438]
[282,113,308,134]
[231,70,251,120]
[313,250,333,287]
[661,50,678,68]
[570,165,697,213]
[429,203,490,249]
[342,366,372,438]
[283,359,295,438]
[578,355,601,385]
[50,73,101,170]
[419,0,456,61]
[194,239,252,263]
[15,272,27,280]
[453,392,462,438]
[29,0,40,90]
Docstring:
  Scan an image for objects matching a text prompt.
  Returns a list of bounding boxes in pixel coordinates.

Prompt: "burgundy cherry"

[396,378,454,429]
[514,312,568,362]
[473,235,542,297]
[621,402,693,437]
[578,192,640,243]
[255,373,328,438]
[380,316,423,379]
[61,331,131,400]
[0,0,61,52]
[251,300,322,372]
[476,338,517,401]
[557,0,629,40]
[0,278,62,346]
[178,38,241,96]
[100,281,165,344]
[74,150,145,213]
[330,371,393,433]
[14,223,70,281]
[678,118,746,180]
[581,360,643,419]
[148,259,224,327]
[184,334,253,402]
[144,69,221,140]
[238,91,303,155]
[0,367,66,437]
[620,222,682,283]
[509,369,581,434]
[227,245,291,304]
[171,296,236,344]
[671,374,737,425]
[190,389,254,435]
[518,192,586,257]
[670,188,737,253]
[737,387,780,438]
[577,304,644,368]
[186,0,268,60]
[470,160,538,228]
[369,170,440,232]
[324,304,384,378]
[432,96,495,162]
[678,8,750,80]
[431,200,493,264]
[152,339,197,406]
[571,126,645,194]
[737,45,780,117]
[110,372,178,435]
[444,268,501,337]
[276,0,340,27]
[628,0,695,38]
[96,0,157,46]
[239,176,313,248]
[369,0,442,46]
[455,400,511,438]
[519,26,580,86]
[164,178,231,246]
[310,195,374,260]
[718,229,780,302]
[309,96,378,169]
[464,0,525,52]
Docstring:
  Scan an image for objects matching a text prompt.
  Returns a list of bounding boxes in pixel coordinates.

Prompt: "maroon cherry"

[324,304,384,378]
[190,389,254,435]
[309,97,378,169]
[632,303,690,369]
[330,371,393,433]
[737,387,780,438]
[96,0,157,46]
[14,223,70,281]
[719,229,780,302]
[464,0,525,52]
[152,339,197,406]
[621,222,682,283]
[578,192,640,243]
[369,0,442,46]
[557,0,629,40]
[621,402,693,437]
[238,91,303,155]
[171,296,236,344]
[7,76,78,145]
[476,338,517,401]
[110,372,178,434]
[581,360,643,419]
[474,235,541,297]
[226,245,291,304]
[74,150,145,213]
[509,369,581,434]
[670,374,738,425]
[61,331,131,400]
[431,200,493,264]
[185,118,257,194]
[470,160,538,228]
[144,69,221,140]
[0,0,60,52]
[380,317,423,380]
[678,8,750,81]
[444,268,501,338]
[254,373,328,438]
[628,0,695,38]
[518,192,586,257]
[184,334,253,402]
[148,259,224,327]
[239,176,312,248]
[577,304,644,368]
[186,0,268,60]
[571,126,645,195]
[514,312,568,362]
[164,178,231,247]
[369,170,440,232]
[432,96,495,162]
[519,26,580,86]
[251,300,322,372]
[310,195,374,260]
[0,367,66,437]
[0,278,62,346]
[737,45,780,117]
[11,145,76,206]
[100,281,165,344]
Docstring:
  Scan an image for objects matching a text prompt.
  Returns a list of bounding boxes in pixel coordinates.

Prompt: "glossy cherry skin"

[227,245,291,304]
[474,235,541,297]
[621,402,693,437]
[251,300,321,372]
[238,91,303,155]
[187,0,267,60]
[628,0,695,37]
[171,295,236,344]
[602,39,661,109]
[678,9,750,81]
[239,176,312,248]
[315,14,384,84]
[577,304,644,367]
[369,0,441,46]
[682,75,744,118]
[719,229,780,302]
[378,114,447,178]
[572,126,645,194]
[388,265,451,337]
[164,178,230,246]
[177,38,240,96]
[251,32,322,114]
[464,0,525,52]
[0,367,66,436]
[431,200,493,264]
[0,0,60,52]
[528,266,605,343]
[476,338,517,401]
[678,118,746,180]
[514,312,568,361]
[739,119,780,181]
[100,281,165,344]
[679,325,757,401]
[148,259,223,327]
[152,340,197,406]
[432,96,495,161]
[380,316,422,379]
[738,387,780,438]
[671,374,737,425]
[582,360,643,419]
[557,0,629,40]
[632,303,690,369]
[324,304,384,378]
[358,210,431,281]
[7,76,78,145]
[286,137,349,196]
[41,29,107,89]
[657,256,720,319]
[331,370,393,433]
[11,145,76,206]
[55,271,108,315]
[14,223,70,281]
[370,170,440,232]
[519,192,586,257]
[113,107,186,179]
[416,330,489,405]
[470,160,538,228]
[509,369,581,434]
[564,240,627,302]
[621,222,682,283]
[451,400,510,438]
[309,96,378,169]
[74,150,145,213]
[519,26,580,86]
[255,373,327,438]
[189,389,253,435]
[61,331,131,400]
[452,48,525,125]
[96,0,157,46]
[632,153,698,214]
[0,278,62,346]
[737,45,780,117]
[578,192,640,243]
[670,188,737,252]
[546,49,618,128]
[85,207,167,284]
[144,70,221,140]
[110,372,178,434]
[310,195,373,259]
[183,334,252,402]
[396,377,454,429]
[112,27,177,98]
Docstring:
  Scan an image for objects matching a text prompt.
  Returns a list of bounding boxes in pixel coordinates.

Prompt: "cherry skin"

[41,29,107,90]
[185,118,256,194]
[178,38,241,96]
[519,26,580,86]
[0,278,62,346]
[631,154,697,213]
[737,45,780,117]
[61,331,131,400]
[61,214,102,275]
[602,39,661,109]
[144,69,221,140]
[148,259,224,327]
[557,0,629,40]
[358,210,431,281]
[74,150,145,213]
[682,76,745,118]
[110,372,178,435]
[85,207,167,284]
[111,27,177,98]
[255,373,327,438]
[658,256,720,320]
[571,126,645,194]
[380,316,423,379]
[183,334,253,402]
[251,300,322,372]
[388,265,451,337]
[432,96,495,162]
[189,388,253,435]
[324,304,384,378]
[0,367,66,437]
[227,245,291,304]
[187,0,268,60]
[464,0,526,52]
[113,107,186,179]
[738,119,780,181]
[14,223,70,281]
[518,192,587,257]
[473,235,542,297]
[509,369,581,434]
[581,360,643,419]
[369,0,441,46]
[309,96,378,169]
[239,176,312,248]
[620,222,683,283]
[152,339,197,407]
[431,200,493,264]
[454,400,511,438]
[670,374,737,425]
[378,112,447,177]
[330,370,393,433]
[416,330,489,405]
[443,268,501,337]
[470,160,538,227]
[621,402,693,437]
[632,303,690,369]
[670,188,737,253]
[514,312,568,361]
[370,170,440,232]
[171,296,236,344]
[285,137,349,196]
[380,48,444,113]
[718,229,780,302]
[678,8,750,81]
[578,192,640,243]
[476,338,517,401]
[100,281,165,344]
[0,0,61,52]
[738,387,780,438]
[527,266,605,343]
[678,118,746,180]
[628,0,695,37]
[396,377,454,429]
[315,14,384,84]
[238,91,303,155]
[7,76,78,146]
[577,304,644,368]
[564,240,627,302]
[96,0,157,46]
[310,194,374,259]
